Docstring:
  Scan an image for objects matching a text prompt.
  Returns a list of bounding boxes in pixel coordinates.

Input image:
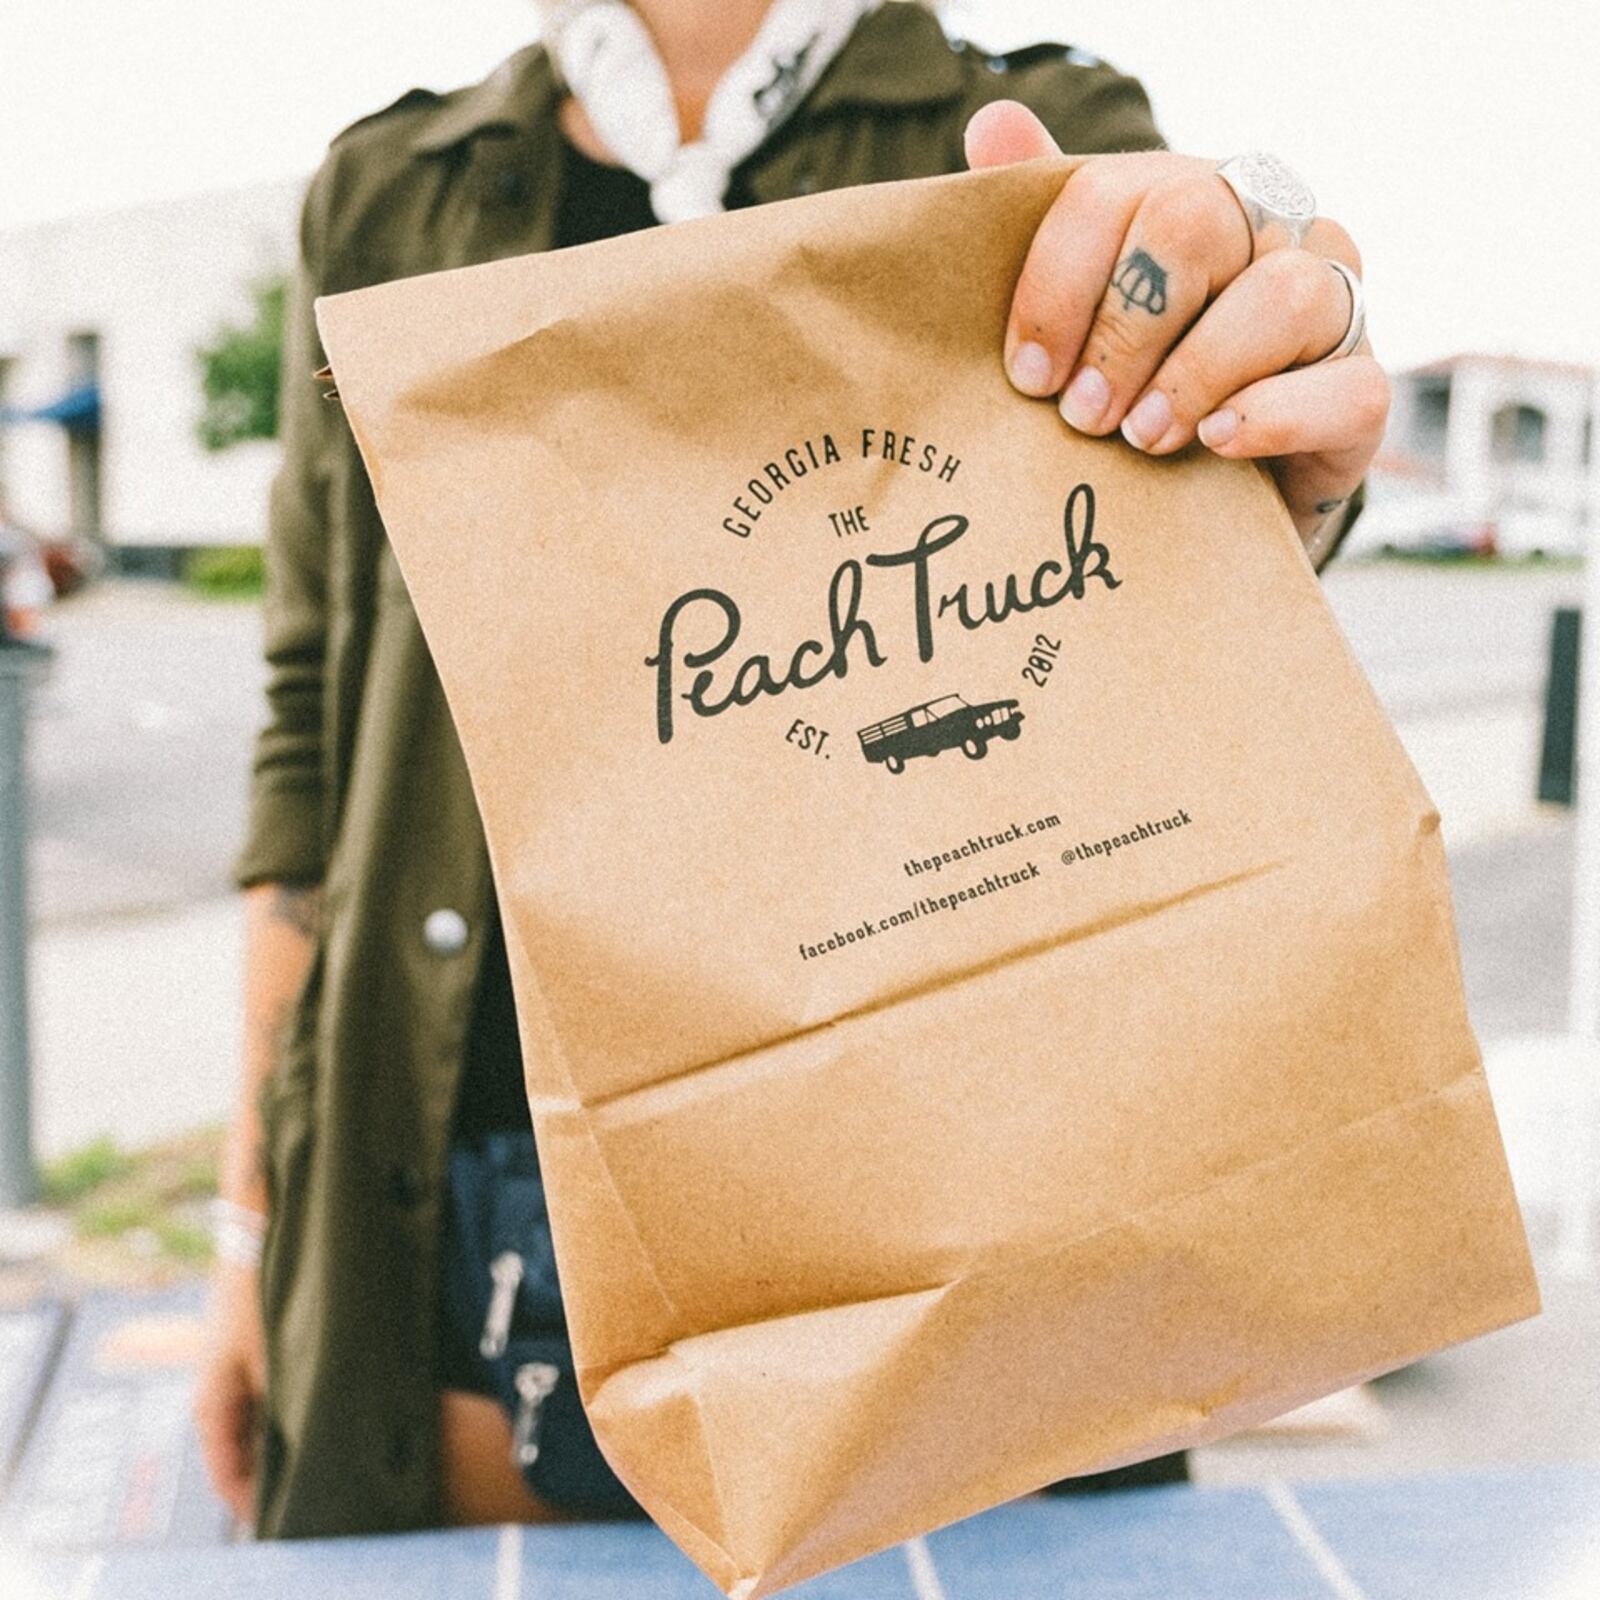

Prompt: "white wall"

[1447,360,1591,546]
[0,178,301,546]
[1356,358,1593,558]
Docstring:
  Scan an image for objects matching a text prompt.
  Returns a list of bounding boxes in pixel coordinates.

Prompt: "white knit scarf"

[539,0,881,222]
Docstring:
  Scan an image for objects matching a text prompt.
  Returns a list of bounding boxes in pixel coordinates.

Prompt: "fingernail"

[1059,366,1110,431]
[1121,390,1173,451]
[1007,341,1055,396]
[1198,408,1239,449]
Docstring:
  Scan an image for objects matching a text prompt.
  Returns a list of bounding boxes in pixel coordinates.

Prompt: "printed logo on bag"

[644,439,1119,748]
[857,692,1024,776]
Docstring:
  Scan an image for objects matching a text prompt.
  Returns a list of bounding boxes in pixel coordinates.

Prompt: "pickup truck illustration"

[857,693,1024,774]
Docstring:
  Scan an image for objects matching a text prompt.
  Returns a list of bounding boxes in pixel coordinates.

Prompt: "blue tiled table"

[10,1464,1595,1600]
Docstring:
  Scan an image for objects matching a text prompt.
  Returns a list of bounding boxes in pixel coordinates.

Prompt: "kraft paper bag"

[316,157,1538,1597]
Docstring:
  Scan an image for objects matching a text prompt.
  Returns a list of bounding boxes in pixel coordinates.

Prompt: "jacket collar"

[410,45,562,155]
[409,3,962,157]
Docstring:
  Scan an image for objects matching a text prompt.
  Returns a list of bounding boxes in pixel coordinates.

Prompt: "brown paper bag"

[316,157,1538,1597]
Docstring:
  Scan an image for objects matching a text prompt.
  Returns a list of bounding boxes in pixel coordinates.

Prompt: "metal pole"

[1557,367,1600,1275]
[1568,382,1600,1039]
[0,637,47,1210]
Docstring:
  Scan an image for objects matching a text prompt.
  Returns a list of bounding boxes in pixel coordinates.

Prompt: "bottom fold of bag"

[581,1065,1537,1598]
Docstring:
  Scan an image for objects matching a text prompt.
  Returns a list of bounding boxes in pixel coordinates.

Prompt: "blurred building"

[1354,353,1595,558]
[0,181,301,572]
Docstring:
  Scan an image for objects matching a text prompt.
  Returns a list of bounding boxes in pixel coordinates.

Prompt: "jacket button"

[423,907,469,955]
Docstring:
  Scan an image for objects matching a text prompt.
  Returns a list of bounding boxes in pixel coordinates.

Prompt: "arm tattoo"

[1112,249,1169,316]
[250,1006,299,1080]
[269,883,322,940]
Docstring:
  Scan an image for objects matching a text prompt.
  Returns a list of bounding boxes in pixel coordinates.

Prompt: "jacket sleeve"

[232,166,337,890]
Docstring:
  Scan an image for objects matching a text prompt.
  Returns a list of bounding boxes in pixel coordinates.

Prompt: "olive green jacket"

[236,1,1164,1538]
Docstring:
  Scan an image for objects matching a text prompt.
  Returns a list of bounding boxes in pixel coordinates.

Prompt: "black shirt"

[451,136,658,1144]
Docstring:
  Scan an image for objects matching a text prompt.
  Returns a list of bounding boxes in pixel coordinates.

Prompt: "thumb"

[964,100,1062,170]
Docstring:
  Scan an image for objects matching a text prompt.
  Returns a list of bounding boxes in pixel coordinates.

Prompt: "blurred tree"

[195,275,286,450]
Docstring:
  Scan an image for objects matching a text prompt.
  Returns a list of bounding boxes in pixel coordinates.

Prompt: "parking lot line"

[1265,1480,1370,1600]
[903,1536,948,1600]
[492,1522,522,1600]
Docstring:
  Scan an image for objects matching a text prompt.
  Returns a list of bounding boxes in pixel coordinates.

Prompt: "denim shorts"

[435,1130,643,1518]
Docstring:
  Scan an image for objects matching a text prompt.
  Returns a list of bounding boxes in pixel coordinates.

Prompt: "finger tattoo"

[1112,249,1169,315]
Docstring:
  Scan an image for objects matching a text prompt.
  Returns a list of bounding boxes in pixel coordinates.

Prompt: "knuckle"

[1067,157,1127,211]
[1317,218,1363,276]
[1086,306,1152,367]
[1145,177,1229,261]
[1261,248,1325,323]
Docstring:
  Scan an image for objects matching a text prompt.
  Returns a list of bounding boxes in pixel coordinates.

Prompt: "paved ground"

[1318,559,1581,854]
[1197,1275,1600,1488]
[1455,820,1574,1042]
[27,580,263,927]
[21,582,260,1158]
[1321,560,1580,726]
[8,562,1598,1494]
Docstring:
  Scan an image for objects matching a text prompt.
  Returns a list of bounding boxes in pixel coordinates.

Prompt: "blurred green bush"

[195,274,286,452]
[183,544,265,597]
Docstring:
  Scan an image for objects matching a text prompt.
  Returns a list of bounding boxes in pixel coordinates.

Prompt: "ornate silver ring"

[1215,151,1317,257]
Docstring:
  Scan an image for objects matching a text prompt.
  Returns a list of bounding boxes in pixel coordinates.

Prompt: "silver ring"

[1318,259,1366,362]
[1215,151,1316,257]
